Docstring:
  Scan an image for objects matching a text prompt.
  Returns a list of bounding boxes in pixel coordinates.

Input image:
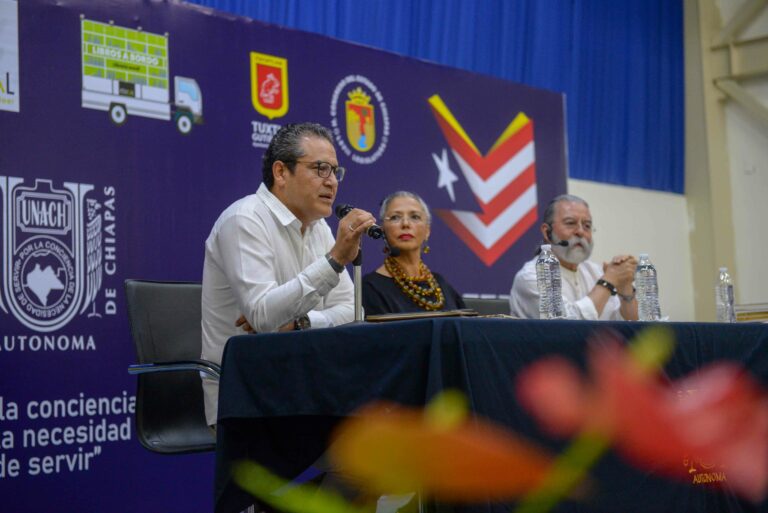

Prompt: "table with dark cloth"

[214,318,768,513]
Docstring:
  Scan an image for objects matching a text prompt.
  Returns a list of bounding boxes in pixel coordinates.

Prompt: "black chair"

[462,297,511,316]
[125,279,219,454]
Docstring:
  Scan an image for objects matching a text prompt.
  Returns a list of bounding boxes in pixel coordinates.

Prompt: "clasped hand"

[602,255,637,295]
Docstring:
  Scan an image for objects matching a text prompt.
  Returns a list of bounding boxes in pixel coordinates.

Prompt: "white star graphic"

[432,148,459,202]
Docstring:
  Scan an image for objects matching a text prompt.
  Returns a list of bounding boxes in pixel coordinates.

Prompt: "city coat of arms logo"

[345,87,375,152]
[250,51,289,120]
[0,177,103,332]
[330,75,390,165]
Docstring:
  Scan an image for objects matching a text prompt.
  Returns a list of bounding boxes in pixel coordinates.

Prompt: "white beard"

[551,236,593,265]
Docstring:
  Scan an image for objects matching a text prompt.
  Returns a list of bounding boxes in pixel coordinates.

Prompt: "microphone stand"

[353,245,364,322]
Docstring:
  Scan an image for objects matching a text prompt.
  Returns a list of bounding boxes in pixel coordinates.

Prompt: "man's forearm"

[307,302,354,328]
[238,256,341,333]
[587,284,613,317]
[619,295,638,321]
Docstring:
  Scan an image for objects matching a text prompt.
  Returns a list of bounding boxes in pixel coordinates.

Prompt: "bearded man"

[509,194,639,320]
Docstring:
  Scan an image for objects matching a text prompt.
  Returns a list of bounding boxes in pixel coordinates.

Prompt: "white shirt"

[509,257,624,321]
[201,183,354,425]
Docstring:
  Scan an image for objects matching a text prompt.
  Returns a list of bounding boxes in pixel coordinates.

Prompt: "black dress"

[362,271,466,316]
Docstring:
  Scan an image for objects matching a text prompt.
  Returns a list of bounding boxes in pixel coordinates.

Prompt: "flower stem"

[513,431,610,513]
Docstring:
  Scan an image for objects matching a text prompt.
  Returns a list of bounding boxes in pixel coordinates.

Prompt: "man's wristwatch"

[294,315,311,330]
[325,252,344,273]
[618,288,636,302]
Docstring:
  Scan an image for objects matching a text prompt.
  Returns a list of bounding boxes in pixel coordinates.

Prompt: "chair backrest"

[125,279,214,454]
[463,297,511,316]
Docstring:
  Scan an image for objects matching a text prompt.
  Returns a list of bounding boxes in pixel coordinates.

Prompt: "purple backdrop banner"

[0,0,565,511]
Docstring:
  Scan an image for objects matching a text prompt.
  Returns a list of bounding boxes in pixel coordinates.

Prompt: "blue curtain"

[186,0,684,193]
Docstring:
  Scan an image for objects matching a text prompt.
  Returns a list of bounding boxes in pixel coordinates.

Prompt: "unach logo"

[1,177,104,332]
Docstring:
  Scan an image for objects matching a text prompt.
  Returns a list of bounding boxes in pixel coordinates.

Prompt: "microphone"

[334,204,384,239]
[546,226,569,247]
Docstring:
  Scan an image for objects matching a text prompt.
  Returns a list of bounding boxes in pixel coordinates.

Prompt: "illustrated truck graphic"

[80,17,203,134]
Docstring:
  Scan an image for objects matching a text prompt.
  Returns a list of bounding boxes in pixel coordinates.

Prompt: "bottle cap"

[639,253,649,259]
[541,244,551,251]
[719,267,728,272]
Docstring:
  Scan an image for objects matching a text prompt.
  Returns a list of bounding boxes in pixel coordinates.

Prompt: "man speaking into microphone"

[335,203,384,239]
[509,194,638,320]
[200,122,376,428]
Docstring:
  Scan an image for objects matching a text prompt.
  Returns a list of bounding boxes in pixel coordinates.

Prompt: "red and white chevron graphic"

[428,95,538,266]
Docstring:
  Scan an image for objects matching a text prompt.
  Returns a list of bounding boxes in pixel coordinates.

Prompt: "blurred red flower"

[329,399,553,502]
[517,330,768,501]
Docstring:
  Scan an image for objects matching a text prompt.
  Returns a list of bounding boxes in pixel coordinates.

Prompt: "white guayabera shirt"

[509,257,624,321]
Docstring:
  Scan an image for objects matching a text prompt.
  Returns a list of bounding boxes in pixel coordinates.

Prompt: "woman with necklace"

[362,191,466,316]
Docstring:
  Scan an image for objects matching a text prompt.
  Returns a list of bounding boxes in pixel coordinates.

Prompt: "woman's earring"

[423,241,430,254]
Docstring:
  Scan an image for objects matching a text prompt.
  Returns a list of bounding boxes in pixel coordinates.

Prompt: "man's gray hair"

[542,194,590,227]
[379,191,432,224]
[262,122,334,189]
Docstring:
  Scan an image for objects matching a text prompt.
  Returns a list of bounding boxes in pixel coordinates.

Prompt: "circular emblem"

[329,75,390,165]
[12,237,75,326]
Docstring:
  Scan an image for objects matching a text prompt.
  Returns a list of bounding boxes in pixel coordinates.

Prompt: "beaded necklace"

[384,256,445,311]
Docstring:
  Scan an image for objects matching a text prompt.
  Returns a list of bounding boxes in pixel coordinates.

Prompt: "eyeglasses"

[558,218,595,232]
[383,213,426,225]
[288,160,346,182]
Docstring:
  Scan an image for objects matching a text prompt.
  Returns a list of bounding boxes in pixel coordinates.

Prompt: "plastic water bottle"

[715,267,736,323]
[635,253,662,321]
[536,244,564,319]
